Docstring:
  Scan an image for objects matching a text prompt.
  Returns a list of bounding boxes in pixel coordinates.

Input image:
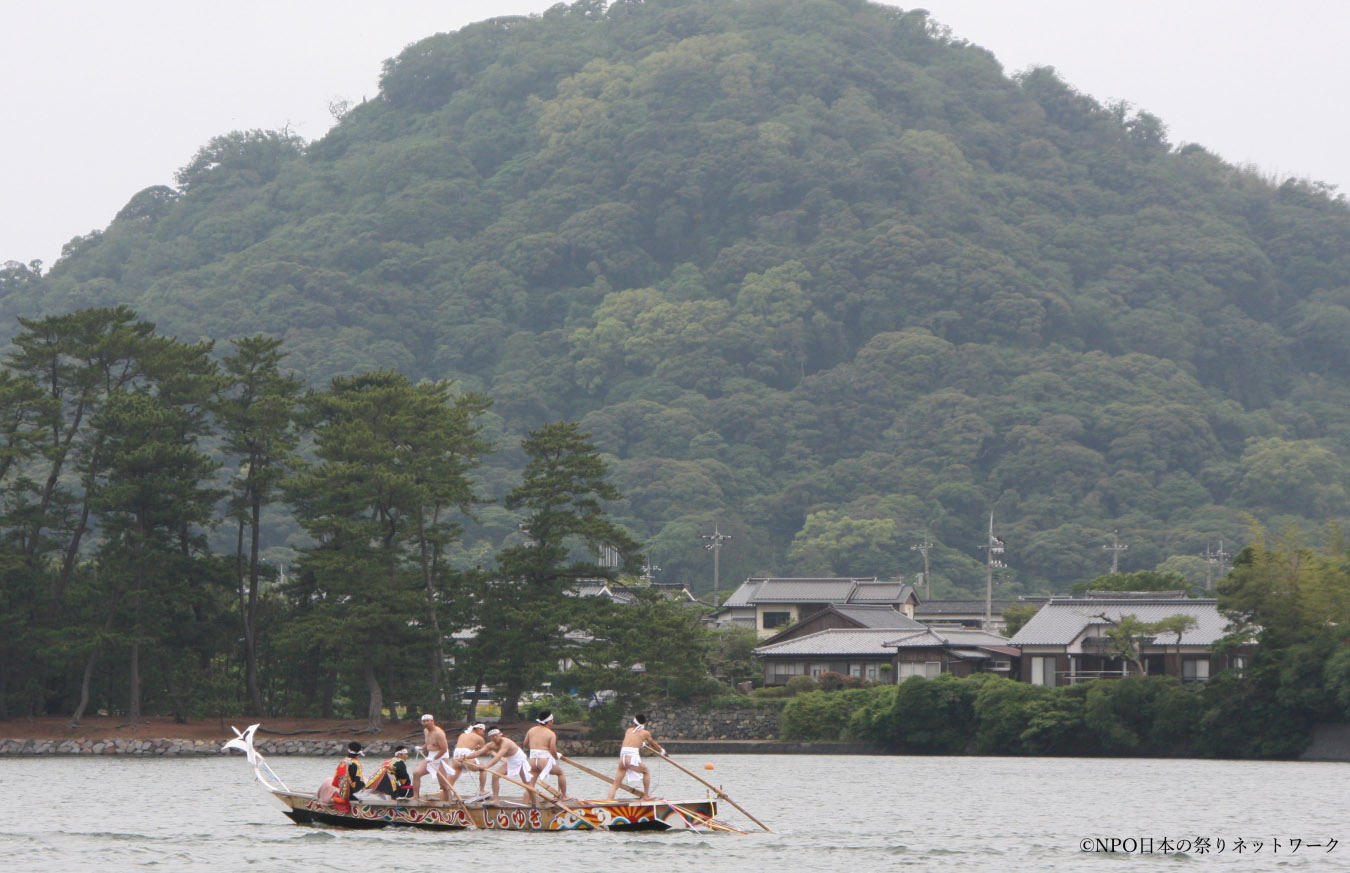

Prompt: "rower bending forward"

[607,713,665,801]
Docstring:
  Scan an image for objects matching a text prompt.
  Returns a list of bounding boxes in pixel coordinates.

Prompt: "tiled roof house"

[1009,597,1251,686]
[709,576,919,637]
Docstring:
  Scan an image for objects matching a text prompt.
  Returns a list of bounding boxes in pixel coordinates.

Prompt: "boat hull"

[271,791,718,832]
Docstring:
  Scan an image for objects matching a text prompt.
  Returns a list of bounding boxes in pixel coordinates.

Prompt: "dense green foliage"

[0,309,720,724]
[782,675,1206,755]
[4,0,1350,595]
[777,533,1350,756]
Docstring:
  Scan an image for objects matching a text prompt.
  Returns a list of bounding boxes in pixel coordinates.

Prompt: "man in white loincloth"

[607,713,666,801]
[522,710,573,805]
[446,723,489,799]
[411,713,451,800]
[468,728,530,802]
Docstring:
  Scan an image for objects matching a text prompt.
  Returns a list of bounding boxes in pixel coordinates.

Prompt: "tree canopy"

[5,0,1350,595]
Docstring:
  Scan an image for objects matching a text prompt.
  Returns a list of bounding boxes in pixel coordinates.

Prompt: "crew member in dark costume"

[331,741,366,810]
[368,745,414,799]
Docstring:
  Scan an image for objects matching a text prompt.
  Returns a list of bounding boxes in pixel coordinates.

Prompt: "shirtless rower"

[606,713,666,801]
[522,710,572,805]
[447,723,490,799]
[411,713,451,800]
[468,728,529,801]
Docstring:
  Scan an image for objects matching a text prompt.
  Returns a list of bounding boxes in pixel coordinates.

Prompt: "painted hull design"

[275,790,718,831]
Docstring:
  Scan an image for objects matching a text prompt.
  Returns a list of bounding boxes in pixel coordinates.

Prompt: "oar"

[489,768,608,831]
[647,746,772,832]
[670,802,748,835]
[654,796,707,832]
[440,780,480,829]
[421,750,479,829]
[558,754,643,798]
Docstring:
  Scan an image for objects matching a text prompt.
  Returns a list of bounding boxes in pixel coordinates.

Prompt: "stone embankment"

[2,738,226,756]
[1,702,790,756]
[646,703,780,741]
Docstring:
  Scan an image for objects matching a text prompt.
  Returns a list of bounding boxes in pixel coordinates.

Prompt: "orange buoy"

[704,762,715,770]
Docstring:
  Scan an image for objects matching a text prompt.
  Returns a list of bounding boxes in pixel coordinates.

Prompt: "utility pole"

[1103,529,1128,574]
[981,513,1006,631]
[911,533,933,600]
[1201,540,1232,591]
[1204,542,1236,590]
[640,560,661,583]
[701,522,731,602]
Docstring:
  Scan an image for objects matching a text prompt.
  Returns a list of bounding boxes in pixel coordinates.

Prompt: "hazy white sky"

[4,0,1346,268]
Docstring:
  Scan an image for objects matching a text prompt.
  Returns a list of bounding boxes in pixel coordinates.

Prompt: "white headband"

[536,714,553,724]
[632,717,642,727]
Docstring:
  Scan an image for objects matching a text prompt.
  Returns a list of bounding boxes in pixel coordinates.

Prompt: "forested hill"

[6,0,1350,594]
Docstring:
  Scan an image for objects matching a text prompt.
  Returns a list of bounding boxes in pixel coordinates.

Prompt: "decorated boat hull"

[273,790,718,831]
[224,723,724,833]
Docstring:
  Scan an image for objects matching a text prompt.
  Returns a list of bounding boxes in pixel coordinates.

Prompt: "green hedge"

[773,674,1217,755]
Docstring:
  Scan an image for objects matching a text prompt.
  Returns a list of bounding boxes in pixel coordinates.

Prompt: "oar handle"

[559,754,644,798]
[650,747,773,833]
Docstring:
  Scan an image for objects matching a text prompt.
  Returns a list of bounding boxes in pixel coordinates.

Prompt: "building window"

[762,611,792,629]
[866,664,878,680]
[896,661,941,680]
[1230,655,1247,678]
[849,664,862,678]
[1030,656,1057,687]
[1183,659,1210,681]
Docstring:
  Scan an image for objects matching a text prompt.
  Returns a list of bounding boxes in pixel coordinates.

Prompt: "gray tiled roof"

[753,579,860,602]
[754,629,909,657]
[1009,598,1229,646]
[736,577,914,605]
[721,579,765,608]
[884,627,1013,647]
[848,582,910,602]
[829,605,926,630]
[915,599,1016,615]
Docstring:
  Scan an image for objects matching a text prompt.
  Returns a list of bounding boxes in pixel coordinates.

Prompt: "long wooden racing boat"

[223,724,721,832]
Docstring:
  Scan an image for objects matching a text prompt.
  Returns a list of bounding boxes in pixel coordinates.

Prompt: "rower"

[522,710,574,804]
[606,714,665,801]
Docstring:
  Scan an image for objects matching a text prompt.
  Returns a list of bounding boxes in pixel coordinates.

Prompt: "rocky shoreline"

[0,737,616,757]
[0,737,884,757]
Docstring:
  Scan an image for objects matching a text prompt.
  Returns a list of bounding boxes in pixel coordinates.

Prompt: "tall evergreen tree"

[217,335,304,716]
[84,336,222,723]
[480,421,641,722]
[286,371,489,730]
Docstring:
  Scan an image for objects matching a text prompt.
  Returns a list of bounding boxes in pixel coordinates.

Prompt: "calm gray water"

[1,753,1345,871]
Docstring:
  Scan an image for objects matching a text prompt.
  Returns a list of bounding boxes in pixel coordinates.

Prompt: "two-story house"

[708,576,919,637]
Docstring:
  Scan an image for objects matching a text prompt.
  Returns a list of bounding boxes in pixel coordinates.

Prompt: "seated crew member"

[367,745,413,799]
[330,741,366,810]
